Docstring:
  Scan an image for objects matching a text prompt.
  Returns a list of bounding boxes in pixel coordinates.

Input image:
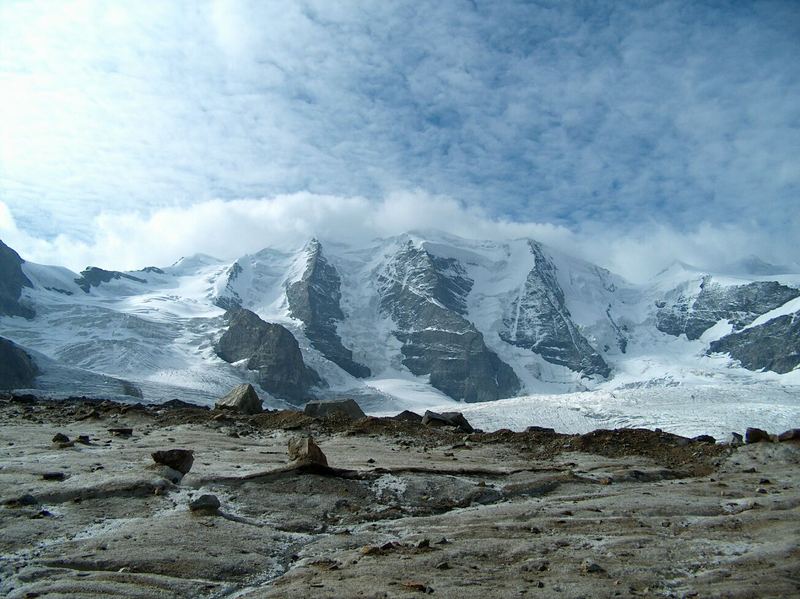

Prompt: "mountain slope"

[0,234,798,410]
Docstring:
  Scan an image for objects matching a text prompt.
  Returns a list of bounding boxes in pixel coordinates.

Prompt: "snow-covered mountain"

[1,234,799,414]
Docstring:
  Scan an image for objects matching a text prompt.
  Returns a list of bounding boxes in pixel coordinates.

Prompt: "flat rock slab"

[0,399,798,599]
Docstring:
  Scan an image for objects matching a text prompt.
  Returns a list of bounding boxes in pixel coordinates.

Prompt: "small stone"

[151,449,194,475]
[416,539,430,549]
[582,561,605,574]
[756,487,768,494]
[52,433,70,443]
[745,428,771,444]
[42,472,66,481]
[5,494,38,507]
[435,561,451,570]
[189,494,221,513]
[77,435,91,445]
[108,427,133,437]
[435,537,450,544]
[287,436,328,467]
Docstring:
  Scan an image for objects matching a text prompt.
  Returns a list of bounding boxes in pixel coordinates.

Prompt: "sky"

[0,0,798,281]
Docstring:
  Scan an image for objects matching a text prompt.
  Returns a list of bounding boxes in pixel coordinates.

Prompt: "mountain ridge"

[2,233,799,408]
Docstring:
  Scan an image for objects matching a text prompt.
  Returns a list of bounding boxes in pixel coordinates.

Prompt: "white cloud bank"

[1,195,795,283]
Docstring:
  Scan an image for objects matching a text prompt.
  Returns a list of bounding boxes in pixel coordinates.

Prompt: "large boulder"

[391,410,423,423]
[304,398,365,420]
[422,410,475,433]
[777,429,800,442]
[151,449,194,475]
[216,309,321,404]
[0,337,39,390]
[745,427,772,444]
[287,436,328,467]
[216,383,263,415]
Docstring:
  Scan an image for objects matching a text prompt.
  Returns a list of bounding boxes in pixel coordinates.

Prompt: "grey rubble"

[1,397,799,598]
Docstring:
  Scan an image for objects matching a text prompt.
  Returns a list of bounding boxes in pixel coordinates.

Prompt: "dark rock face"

[0,337,39,390]
[378,241,520,402]
[286,240,370,378]
[74,267,146,293]
[656,276,799,340]
[500,242,610,378]
[215,309,321,404]
[0,239,35,319]
[304,398,366,420]
[708,313,800,374]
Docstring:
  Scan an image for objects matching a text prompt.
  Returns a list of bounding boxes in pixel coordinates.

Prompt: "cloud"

[2,194,794,284]
[1,1,798,276]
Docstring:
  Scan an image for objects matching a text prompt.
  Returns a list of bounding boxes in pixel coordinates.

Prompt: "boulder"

[727,432,744,446]
[391,410,423,423]
[215,383,262,415]
[692,435,716,444]
[304,398,365,421]
[151,449,194,475]
[189,494,220,513]
[422,410,474,433]
[162,399,207,410]
[526,426,556,434]
[745,427,771,444]
[287,436,328,467]
[777,428,800,442]
[0,337,39,390]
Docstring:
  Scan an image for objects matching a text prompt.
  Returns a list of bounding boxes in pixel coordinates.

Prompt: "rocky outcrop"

[214,262,244,311]
[215,309,321,404]
[304,398,366,420]
[0,239,35,319]
[286,240,370,378]
[378,241,520,402]
[500,242,610,378]
[708,313,800,374]
[215,383,263,414]
[74,267,146,293]
[0,337,39,390]
[656,276,799,340]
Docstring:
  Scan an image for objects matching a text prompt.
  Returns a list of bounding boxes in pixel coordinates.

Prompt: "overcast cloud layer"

[1,0,798,279]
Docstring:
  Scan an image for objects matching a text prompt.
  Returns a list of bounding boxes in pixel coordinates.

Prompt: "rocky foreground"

[0,395,799,599]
